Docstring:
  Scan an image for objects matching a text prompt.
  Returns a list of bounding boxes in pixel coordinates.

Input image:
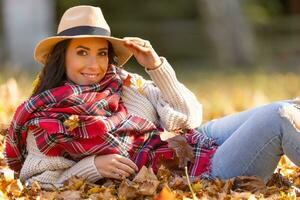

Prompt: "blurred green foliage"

[56,0,198,22]
[51,0,300,72]
[243,0,286,24]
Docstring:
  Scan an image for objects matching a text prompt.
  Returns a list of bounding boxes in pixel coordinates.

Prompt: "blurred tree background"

[52,0,300,73]
[1,0,300,72]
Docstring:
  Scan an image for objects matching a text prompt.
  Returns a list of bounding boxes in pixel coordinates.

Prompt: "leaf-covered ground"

[1,75,300,199]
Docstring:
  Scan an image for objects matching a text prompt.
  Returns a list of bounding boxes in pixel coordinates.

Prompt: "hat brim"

[34,35,133,67]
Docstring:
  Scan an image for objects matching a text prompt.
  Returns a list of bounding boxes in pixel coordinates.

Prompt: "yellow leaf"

[63,115,80,131]
[87,187,104,195]
[136,77,144,94]
[191,182,202,192]
[6,179,23,197]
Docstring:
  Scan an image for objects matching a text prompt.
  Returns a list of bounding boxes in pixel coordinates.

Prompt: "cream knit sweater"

[19,58,203,189]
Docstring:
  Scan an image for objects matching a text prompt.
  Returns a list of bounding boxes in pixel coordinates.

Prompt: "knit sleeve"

[57,155,102,183]
[142,57,203,130]
[19,133,102,189]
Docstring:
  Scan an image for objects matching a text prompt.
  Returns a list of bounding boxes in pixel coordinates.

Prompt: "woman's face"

[65,37,109,85]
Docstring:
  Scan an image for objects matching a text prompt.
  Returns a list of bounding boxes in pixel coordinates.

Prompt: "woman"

[5,5,300,189]
[4,5,208,189]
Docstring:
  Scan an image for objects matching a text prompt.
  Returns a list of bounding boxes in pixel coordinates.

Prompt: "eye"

[77,50,88,56]
[98,51,108,56]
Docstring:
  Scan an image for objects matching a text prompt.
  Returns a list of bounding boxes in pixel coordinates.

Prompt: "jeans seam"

[283,137,300,158]
[241,135,281,176]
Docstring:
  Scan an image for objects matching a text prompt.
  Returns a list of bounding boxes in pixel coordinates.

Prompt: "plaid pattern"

[5,65,218,177]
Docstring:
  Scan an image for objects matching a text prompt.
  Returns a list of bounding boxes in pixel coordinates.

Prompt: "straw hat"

[34,5,132,67]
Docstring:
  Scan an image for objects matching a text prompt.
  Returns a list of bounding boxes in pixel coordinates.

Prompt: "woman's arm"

[20,133,102,189]
[124,57,202,131]
[20,132,137,189]
[144,57,203,130]
[123,37,203,131]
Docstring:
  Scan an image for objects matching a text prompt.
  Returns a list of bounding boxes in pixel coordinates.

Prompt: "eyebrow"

[76,45,108,51]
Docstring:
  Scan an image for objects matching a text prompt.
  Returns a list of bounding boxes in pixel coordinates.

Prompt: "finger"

[114,161,136,175]
[113,168,131,177]
[109,172,123,180]
[124,39,151,49]
[123,37,144,44]
[124,41,150,55]
[116,155,139,171]
[99,170,121,180]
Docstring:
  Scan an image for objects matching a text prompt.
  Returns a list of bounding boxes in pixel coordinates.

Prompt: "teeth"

[82,73,98,78]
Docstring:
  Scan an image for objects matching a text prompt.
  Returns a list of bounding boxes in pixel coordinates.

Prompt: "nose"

[86,56,99,70]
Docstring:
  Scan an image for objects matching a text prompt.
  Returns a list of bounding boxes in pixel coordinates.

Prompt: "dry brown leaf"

[169,175,188,190]
[157,155,181,172]
[133,166,157,182]
[222,178,234,194]
[25,181,42,197]
[40,191,58,200]
[94,189,117,200]
[118,179,139,200]
[233,176,266,194]
[266,172,291,188]
[56,190,81,200]
[157,165,172,182]
[166,134,194,168]
[118,166,160,199]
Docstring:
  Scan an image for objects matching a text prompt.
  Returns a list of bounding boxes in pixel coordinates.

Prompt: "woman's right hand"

[94,154,139,180]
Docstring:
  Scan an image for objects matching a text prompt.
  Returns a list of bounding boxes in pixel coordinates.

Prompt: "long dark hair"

[32,39,118,97]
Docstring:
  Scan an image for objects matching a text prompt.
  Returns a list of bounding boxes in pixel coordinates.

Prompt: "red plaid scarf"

[5,65,218,177]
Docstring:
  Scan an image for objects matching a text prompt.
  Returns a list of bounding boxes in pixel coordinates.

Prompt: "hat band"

[57,26,111,36]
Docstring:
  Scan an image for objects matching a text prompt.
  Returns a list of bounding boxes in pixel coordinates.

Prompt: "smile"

[81,73,99,78]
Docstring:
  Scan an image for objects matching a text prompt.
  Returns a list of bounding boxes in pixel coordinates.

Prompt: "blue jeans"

[198,100,300,182]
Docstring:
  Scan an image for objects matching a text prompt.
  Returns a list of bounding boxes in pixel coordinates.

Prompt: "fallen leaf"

[56,190,81,200]
[233,176,266,194]
[87,186,104,195]
[154,187,176,200]
[89,192,117,200]
[63,176,85,190]
[159,131,177,141]
[118,179,139,200]
[136,77,144,94]
[133,166,160,196]
[191,181,202,192]
[6,179,23,197]
[118,166,160,199]
[0,168,15,181]
[123,74,132,87]
[157,165,171,182]
[166,134,194,168]
[169,175,188,190]
[156,155,181,172]
[63,115,80,131]
[40,191,58,200]
[133,166,158,182]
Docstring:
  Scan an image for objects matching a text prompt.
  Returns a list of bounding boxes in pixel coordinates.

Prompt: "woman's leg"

[199,102,277,145]
[209,100,300,182]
